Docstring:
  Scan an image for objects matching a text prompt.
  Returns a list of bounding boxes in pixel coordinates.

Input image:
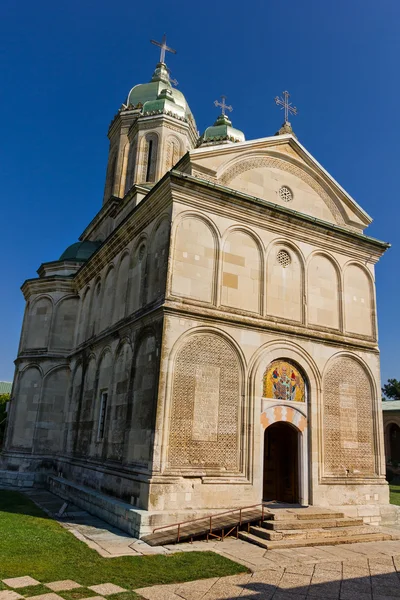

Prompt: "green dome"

[142,88,186,120]
[198,113,245,146]
[59,241,101,262]
[126,63,194,120]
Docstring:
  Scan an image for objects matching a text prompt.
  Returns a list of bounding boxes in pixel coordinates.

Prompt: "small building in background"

[382,402,400,465]
[0,382,12,396]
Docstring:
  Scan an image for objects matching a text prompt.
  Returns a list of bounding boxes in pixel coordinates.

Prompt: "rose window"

[279,186,293,202]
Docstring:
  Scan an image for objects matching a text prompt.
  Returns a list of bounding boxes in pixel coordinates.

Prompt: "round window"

[279,186,293,202]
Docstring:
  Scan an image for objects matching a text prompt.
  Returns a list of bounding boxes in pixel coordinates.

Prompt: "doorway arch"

[263,421,300,503]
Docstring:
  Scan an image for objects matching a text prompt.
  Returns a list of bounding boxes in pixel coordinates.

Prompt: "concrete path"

[137,538,400,599]
[22,489,400,598]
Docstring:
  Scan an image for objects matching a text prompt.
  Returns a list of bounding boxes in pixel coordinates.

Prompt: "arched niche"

[125,333,158,466]
[148,218,170,303]
[25,297,53,349]
[77,287,91,344]
[65,363,82,454]
[171,216,217,303]
[221,230,262,314]
[101,266,115,331]
[322,355,377,478]
[114,253,130,322]
[34,367,69,453]
[165,135,182,171]
[88,281,102,338]
[344,264,374,337]
[107,342,132,461]
[10,366,42,450]
[91,350,113,458]
[75,356,96,456]
[51,297,79,350]
[167,332,242,472]
[266,245,303,322]
[125,140,137,193]
[129,241,147,314]
[307,254,340,330]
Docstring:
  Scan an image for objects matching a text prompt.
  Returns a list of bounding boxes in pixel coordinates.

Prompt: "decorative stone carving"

[323,357,376,477]
[168,334,241,470]
[220,156,345,226]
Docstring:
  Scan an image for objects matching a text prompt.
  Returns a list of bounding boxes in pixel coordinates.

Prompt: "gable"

[220,155,341,226]
[187,137,371,232]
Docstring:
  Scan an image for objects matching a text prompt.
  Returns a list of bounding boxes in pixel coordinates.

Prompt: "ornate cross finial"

[275,90,298,123]
[214,95,233,116]
[150,34,176,64]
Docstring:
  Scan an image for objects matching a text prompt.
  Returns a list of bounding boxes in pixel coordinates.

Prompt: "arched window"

[141,134,158,183]
[125,141,137,193]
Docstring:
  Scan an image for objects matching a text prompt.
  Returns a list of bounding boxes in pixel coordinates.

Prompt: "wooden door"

[263,422,299,503]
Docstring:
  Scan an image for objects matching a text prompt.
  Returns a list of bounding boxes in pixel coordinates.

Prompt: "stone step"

[239,530,394,550]
[250,524,381,542]
[262,517,364,531]
[268,510,345,521]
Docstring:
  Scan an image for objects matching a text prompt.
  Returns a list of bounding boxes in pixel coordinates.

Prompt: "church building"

[1,37,394,536]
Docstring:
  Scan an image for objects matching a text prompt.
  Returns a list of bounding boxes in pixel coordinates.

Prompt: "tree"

[0,393,9,449]
[382,379,400,401]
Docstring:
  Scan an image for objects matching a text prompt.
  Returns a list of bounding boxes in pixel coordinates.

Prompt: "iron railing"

[151,501,271,544]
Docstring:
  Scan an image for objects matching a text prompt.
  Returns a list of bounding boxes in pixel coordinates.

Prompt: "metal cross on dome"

[150,34,177,64]
[275,90,298,123]
[214,95,233,115]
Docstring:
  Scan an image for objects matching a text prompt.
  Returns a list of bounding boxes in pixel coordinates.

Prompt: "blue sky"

[0,0,398,385]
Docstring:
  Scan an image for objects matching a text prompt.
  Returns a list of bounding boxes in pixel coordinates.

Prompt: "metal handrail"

[152,501,270,543]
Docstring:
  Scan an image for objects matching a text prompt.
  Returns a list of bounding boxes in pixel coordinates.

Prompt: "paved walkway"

[137,538,400,599]
[21,489,400,598]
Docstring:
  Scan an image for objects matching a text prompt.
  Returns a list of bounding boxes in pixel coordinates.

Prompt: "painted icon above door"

[263,360,306,402]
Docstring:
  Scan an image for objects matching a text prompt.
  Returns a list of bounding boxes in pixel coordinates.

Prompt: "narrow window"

[97,391,108,440]
[146,140,154,182]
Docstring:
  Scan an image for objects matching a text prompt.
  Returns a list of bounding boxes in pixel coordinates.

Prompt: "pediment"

[187,135,371,231]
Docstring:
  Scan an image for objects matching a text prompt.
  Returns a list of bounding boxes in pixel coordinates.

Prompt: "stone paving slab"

[88,584,126,596]
[45,582,81,592]
[0,592,24,600]
[2,579,40,590]
[25,594,64,600]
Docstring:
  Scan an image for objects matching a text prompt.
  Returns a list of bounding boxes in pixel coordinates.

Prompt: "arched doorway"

[263,422,299,503]
[390,424,400,464]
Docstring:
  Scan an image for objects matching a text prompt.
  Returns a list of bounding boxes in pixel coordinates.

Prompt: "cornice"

[21,277,77,301]
[163,300,380,354]
[169,172,389,262]
[128,112,198,147]
[75,180,173,288]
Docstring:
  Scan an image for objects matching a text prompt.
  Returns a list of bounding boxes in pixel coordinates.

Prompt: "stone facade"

[1,59,394,536]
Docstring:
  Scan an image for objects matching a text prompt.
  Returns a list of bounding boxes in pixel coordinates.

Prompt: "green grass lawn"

[390,483,400,506]
[0,491,246,593]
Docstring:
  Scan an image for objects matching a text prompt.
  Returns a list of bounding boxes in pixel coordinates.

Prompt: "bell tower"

[102,36,198,204]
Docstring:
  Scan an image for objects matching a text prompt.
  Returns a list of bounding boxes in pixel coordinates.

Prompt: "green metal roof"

[127,63,194,121]
[198,113,245,146]
[382,401,400,411]
[59,241,101,262]
[0,382,12,394]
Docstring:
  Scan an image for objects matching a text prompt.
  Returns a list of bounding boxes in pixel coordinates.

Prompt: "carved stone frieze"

[219,156,345,226]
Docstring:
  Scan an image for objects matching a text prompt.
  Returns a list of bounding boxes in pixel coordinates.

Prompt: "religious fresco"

[263,360,306,403]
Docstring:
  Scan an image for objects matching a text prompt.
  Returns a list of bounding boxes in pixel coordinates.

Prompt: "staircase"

[239,506,396,549]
